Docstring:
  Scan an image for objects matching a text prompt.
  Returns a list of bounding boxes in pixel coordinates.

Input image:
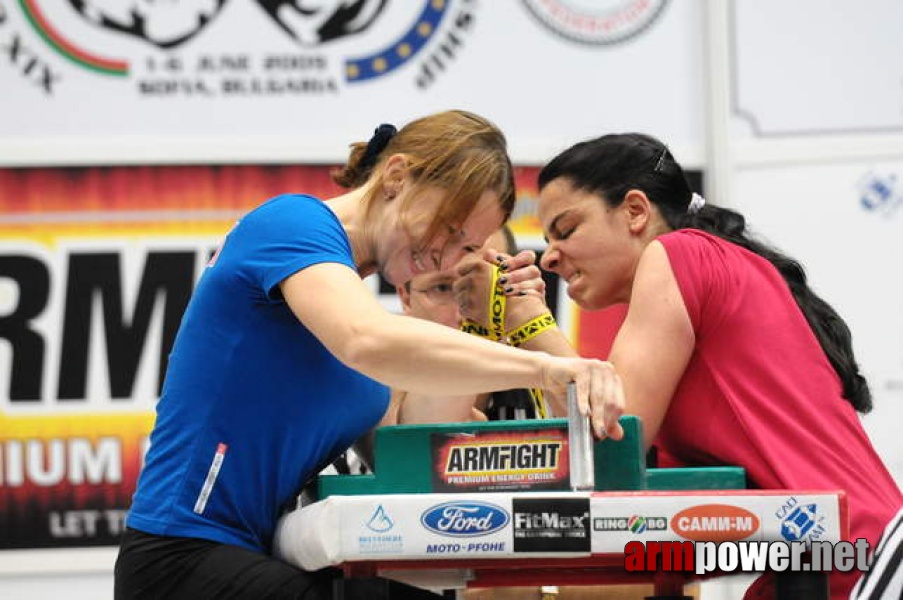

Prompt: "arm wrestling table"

[275,415,847,599]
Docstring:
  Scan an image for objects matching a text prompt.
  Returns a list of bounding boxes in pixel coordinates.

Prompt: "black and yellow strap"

[458,265,553,420]
[460,265,506,341]
[460,321,493,338]
[528,387,549,419]
[488,264,506,341]
[507,312,557,347]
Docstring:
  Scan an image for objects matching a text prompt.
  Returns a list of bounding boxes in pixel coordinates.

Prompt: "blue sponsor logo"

[780,503,818,541]
[421,501,510,537]
[857,171,902,217]
[366,505,394,533]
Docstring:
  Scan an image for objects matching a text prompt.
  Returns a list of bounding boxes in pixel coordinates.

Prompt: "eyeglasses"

[410,280,456,305]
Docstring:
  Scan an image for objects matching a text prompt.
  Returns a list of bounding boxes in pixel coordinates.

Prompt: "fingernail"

[498,276,508,285]
[504,286,514,294]
[518,291,526,296]
[495,254,505,263]
[498,261,508,271]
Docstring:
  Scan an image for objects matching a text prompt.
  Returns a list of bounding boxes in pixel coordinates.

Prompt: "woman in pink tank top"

[531,133,902,599]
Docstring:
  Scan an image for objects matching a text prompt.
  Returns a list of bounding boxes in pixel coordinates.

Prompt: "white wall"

[0,549,115,599]
[723,0,903,488]
[731,159,903,487]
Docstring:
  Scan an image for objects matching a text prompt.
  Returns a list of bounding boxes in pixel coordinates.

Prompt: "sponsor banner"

[0,412,153,548]
[283,491,844,569]
[0,0,701,164]
[589,492,843,553]
[0,164,344,548]
[512,496,591,553]
[430,427,570,493]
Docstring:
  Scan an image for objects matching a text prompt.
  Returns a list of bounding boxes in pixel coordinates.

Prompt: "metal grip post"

[567,382,595,491]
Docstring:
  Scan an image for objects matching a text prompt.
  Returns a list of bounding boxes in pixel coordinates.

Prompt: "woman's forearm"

[343,313,549,396]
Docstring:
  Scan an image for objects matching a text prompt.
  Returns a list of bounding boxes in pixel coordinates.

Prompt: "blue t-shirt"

[127,194,389,553]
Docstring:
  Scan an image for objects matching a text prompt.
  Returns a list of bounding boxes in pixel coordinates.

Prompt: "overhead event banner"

[0,0,702,165]
[0,163,616,549]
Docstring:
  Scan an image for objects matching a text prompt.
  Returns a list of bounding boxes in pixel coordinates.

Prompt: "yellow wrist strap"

[488,265,506,341]
[457,265,553,420]
[528,387,549,419]
[460,321,492,338]
[507,313,556,347]
[460,265,506,341]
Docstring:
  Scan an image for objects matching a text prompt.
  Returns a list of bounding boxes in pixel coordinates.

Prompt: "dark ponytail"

[539,133,872,413]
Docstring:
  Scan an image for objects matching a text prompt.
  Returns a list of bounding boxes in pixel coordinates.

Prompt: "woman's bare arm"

[608,241,695,449]
[280,262,624,437]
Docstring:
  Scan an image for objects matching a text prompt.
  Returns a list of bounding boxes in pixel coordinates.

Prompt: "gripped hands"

[541,355,625,441]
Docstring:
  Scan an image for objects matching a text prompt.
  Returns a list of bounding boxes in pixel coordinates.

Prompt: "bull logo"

[66,0,229,48]
[66,0,387,48]
[257,0,387,46]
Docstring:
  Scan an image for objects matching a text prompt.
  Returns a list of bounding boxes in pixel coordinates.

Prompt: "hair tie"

[687,192,706,214]
[360,123,397,171]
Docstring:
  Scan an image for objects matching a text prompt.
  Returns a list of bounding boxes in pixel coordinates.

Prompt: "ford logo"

[421,501,510,537]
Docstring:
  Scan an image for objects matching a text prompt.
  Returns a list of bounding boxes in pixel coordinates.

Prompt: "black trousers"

[114,528,442,600]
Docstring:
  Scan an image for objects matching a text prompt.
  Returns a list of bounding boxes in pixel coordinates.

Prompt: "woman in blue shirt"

[114,110,625,599]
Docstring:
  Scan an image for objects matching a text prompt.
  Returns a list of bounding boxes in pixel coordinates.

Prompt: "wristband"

[460,265,507,341]
[507,313,556,347]
[488,265,506,341]
[460,320,493,338]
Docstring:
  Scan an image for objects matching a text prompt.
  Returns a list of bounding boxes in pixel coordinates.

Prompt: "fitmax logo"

[515,512,587,530]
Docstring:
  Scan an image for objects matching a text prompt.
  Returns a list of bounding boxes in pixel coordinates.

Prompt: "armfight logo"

[430,428,570,493]
[1,0,477,96]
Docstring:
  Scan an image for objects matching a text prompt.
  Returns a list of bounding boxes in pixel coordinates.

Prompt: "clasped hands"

[454,247,546,333]
[453,247,624,440]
